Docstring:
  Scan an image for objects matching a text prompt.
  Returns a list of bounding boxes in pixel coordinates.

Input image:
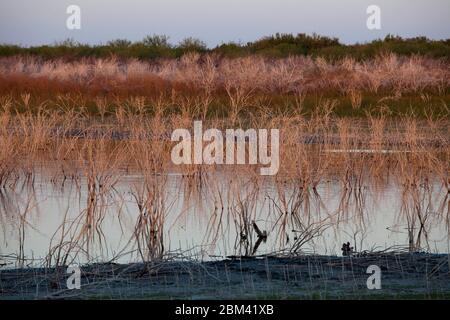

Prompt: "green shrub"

[0,33,448,60]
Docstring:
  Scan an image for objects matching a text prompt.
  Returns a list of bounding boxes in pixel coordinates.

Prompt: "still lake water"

[1,170,449,267]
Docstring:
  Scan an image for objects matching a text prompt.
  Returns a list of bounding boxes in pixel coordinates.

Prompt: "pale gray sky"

[0,0,449,47]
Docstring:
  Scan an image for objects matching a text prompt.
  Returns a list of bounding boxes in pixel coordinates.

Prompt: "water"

[1,170,449,267]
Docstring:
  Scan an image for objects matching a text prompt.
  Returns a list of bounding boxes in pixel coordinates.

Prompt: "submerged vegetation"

[0,93,448,264]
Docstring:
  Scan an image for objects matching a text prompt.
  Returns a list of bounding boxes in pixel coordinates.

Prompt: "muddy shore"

[1,253,449,300]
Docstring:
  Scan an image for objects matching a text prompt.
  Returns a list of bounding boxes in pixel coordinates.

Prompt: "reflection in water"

[1,168,449,268]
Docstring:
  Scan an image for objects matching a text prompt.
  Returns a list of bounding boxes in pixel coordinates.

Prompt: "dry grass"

[0,53,448,107]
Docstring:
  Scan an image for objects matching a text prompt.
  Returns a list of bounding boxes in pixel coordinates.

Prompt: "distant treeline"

[1,33,449,60]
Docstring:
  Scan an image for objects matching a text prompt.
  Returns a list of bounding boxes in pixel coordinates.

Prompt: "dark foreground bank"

[1,253,449,300]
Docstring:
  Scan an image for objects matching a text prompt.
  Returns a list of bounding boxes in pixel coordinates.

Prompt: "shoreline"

[1,252,449,300]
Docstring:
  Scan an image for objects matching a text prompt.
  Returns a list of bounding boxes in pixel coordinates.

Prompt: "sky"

[0,0,449,47]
